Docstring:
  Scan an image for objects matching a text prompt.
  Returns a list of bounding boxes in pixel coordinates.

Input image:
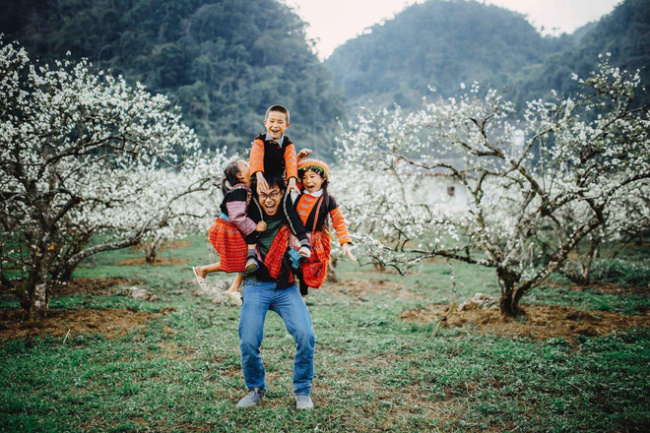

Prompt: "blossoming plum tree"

[129,158,226,264]
[0,39,223,318]
[336,57,650,317]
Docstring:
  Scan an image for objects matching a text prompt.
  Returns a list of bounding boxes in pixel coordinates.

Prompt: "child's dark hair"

[221,159,243,195]
[265,104,290,123]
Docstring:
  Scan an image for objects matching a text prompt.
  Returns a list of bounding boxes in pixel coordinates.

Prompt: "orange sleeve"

[329,206,352,245]
[284,143,298,179]
[249,139,265,175]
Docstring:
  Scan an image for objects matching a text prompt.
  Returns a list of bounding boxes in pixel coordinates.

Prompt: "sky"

[286,0,623,60]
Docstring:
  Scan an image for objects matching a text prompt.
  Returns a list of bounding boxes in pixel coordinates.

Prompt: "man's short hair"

[264,174,286,191]
[265,105,290,123]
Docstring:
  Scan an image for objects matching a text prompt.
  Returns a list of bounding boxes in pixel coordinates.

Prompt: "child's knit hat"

[298,158,330,181]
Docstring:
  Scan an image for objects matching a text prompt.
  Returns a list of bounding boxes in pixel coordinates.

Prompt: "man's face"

[259,185,284,216]
[263,111,289,141]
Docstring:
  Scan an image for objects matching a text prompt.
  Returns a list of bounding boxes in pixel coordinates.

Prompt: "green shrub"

[591,259,650,286]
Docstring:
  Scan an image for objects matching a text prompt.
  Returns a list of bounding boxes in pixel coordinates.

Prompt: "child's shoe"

[245,256,258,274]
[298,246,311,259]
[192,266,208,291]
[224,291,242,306]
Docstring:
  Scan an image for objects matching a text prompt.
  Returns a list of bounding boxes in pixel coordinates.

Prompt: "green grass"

[1,236,649,432]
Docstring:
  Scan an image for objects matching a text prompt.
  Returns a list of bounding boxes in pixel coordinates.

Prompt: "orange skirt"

[300,229,332,289]
[208,217,247,273]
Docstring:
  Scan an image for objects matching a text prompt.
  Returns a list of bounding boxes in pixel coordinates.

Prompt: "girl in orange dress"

[294,158,355,299]
[192,159,266,305]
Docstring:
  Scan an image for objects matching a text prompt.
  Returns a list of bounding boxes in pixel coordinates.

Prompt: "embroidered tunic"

[296,193,351,245]
[208,184,255,272]
[249,133,298,180]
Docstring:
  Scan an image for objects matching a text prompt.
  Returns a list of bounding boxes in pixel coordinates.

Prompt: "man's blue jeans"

[239,280,315,396]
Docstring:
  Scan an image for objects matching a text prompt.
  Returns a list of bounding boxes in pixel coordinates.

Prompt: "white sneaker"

[236,388,265,408]
[295,394,313,410]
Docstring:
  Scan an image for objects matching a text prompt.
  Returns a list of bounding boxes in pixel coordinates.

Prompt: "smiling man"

[236,174,316,410]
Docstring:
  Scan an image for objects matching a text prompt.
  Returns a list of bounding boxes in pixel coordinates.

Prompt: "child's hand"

[287,177,301,194]
[297,148,312,161]
[256,221,267,232]
[343,243,356,262]
[256,172,269,195]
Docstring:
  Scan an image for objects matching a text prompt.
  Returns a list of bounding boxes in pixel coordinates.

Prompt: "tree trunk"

[499,286,525,318]
[145,243,157,264]
[497,267,524,318]
[18,268,52,320]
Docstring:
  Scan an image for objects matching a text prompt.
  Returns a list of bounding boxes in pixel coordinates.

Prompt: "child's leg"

[282,191,311,257]
[224,273,244,306]
[245,244,258,273]
[299,278,309,299]
[243,230,260,274]
[195,262,221,278]
[226,273,245,294]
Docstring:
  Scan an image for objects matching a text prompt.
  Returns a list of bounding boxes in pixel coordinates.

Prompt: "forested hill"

[325,0,568,109]
[0,0,344,156]
[326,0,650,110]
[512,0,650,107]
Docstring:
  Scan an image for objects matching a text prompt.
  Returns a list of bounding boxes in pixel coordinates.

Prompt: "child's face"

[302,169,324,194]
[263,111,290,140]
[236,160,251,185]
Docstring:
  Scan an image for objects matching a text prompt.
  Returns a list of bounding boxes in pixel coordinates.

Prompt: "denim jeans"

[239,280,315,396]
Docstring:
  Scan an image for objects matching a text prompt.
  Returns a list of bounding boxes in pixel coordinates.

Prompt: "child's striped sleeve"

[284,143,298,179]
[250,139,265,175]
[329,206,352,245]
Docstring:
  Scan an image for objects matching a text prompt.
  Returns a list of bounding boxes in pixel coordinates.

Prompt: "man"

[236,174,315,410]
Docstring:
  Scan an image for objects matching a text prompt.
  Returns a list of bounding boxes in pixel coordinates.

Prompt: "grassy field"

[1,235,649,432]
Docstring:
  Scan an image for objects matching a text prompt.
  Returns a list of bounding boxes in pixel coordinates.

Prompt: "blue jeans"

[239,280,315,396]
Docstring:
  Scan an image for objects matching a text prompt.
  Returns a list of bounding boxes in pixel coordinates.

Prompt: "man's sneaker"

[295,394,313,410]
[236,388,265,408]
[245,256,258,274]
[298,246,311,259]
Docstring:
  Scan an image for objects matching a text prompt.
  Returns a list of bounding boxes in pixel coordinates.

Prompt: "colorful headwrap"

[298,158,330,181]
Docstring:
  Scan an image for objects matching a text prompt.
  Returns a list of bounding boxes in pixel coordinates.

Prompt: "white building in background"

[407,172,471,213]
[403,129,526,214]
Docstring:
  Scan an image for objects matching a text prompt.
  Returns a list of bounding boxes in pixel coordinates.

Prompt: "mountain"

[325,0,568,109]
[0,0,344,157]
[512,0,650,107]
[326,0,650,111]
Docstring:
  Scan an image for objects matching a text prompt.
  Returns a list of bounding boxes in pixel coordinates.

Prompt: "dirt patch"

[115,257,189,266]
[400,304,650,342]
[0,308,160,341]
[323,277,419,300]
[55,277,145,296]
[131,240,192,252]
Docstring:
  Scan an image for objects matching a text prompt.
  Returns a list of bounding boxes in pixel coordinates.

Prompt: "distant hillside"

[0,0,344,156]
[325,0,568,109]
[512,0,650,107]
[326,0,649,111]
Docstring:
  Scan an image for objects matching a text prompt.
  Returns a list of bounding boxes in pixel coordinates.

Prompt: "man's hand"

[287,177,300,194]
[255,221,267,232]
[342,243,356,262]
[256,172,269,195]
